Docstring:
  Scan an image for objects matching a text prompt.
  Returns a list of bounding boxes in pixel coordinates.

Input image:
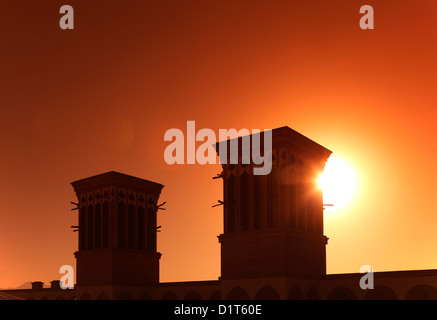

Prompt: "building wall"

[4,270,437,300]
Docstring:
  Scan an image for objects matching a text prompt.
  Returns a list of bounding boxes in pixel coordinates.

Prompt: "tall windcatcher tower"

[71,171,164,287]
[216,127,332,279]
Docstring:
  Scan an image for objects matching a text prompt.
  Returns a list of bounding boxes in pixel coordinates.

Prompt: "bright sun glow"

[318,155,357,211]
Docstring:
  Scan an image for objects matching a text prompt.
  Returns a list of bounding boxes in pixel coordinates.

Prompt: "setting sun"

[318,155,357,211]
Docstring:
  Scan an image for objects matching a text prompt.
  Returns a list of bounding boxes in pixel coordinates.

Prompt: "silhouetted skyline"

[1,0,437,290]
[3,127,437,300]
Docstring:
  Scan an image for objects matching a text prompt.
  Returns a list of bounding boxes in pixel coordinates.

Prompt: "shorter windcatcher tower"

[71,171,164,286]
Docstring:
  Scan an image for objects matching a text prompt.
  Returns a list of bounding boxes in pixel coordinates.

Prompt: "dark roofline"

[325,268,437,280]
[71,171,164,194]
[214,126,332,161]
[158,280,221,287]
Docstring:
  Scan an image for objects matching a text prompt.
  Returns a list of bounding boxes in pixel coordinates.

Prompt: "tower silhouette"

[216,127,332,279]
[71,171,164,288]
[3,126,437,300]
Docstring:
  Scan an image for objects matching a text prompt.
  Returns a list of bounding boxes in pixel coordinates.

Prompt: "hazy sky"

[1,0,437,288]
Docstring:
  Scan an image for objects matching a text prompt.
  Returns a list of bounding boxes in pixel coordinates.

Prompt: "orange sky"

[1,0,437,288]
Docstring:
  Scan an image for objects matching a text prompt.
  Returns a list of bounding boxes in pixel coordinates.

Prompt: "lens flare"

[318,155,357,211]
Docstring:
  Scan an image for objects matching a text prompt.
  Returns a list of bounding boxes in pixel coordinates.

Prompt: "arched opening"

[365,286,397,300]
[117,202,126,248]
[239,170,250,231]
[255,285,280,300]
[137,206,146,250]
[95,203,101,249]
[288,285,303,300]
[80,293,92,300]
[226,174,236,233]
[184,291,203,300]
[227,287,249,300]
[87,204,94,249]
[406,285,437,300]
[209,290,221,300]
[306,287,319,300]
[138,292,152,300]
[117,292,132,300]
[327,287,357,300]
[128,204,136,249]
[147,207,156,251]
[161,292,178,300]
[97,292,110,300]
